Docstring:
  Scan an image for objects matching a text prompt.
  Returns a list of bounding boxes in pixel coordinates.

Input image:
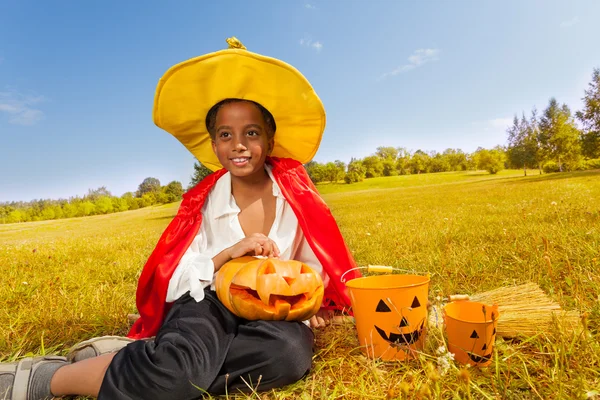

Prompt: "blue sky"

[1,1,599,202]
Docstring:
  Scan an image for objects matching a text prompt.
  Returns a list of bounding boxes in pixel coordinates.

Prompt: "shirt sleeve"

[165,219,216,303]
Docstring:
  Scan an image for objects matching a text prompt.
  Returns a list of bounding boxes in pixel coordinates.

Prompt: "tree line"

[0,178,184,224]
[506,69,600,175]
[305,67,600,183]
[4,68,599,224]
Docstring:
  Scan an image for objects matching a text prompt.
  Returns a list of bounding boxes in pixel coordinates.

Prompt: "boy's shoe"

[0,356,67,400]
[66,335,136,362]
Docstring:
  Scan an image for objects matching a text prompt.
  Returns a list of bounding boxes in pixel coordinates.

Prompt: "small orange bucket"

[443,301,499,366]
[343,266,430,361]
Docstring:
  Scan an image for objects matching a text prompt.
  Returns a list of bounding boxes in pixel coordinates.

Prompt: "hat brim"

[153,48,326,171]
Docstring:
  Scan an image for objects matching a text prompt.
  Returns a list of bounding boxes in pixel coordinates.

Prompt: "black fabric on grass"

[98,289,314,400]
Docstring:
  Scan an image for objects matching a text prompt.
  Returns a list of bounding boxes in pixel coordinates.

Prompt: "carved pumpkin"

[443,301,499,366]
[215,256,324,321]
[345,274,430,361]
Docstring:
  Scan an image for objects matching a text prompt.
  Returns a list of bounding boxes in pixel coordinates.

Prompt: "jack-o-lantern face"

[346,274,430,361]
[465,326,495,363]
[373,296,425,346]
[443,302,499,366]
[215,256,324,321]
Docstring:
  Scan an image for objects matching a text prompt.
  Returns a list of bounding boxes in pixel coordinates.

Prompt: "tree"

[476,148,506,174]
[323,161,345,183]
[539,98,582,171]
[189,162,213,189]
[507,113,538,176]
[375,146,398,160]
[163,181,184,203]
[382,159,398,176]
[86,186,112,201]
[140,192,157,207]
[430,153,451,173]
[442,148,467,171]
[345,158,366,183]
[137,177,161,197]
[410,150,430,174]
[334,160,347,181]
[95,196,114,214]
[396,148,411,175]
[78,201,96,216]
[362,156,384,178]
[576,68,600,159]
[304,161,326,184]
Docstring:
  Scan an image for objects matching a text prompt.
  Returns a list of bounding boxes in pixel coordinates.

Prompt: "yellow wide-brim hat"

[153,37,326,171]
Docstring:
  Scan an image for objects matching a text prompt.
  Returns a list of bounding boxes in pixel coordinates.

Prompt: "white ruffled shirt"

[166,166,329,303]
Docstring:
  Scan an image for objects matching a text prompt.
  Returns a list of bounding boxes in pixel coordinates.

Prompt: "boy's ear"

[268,138,275,155]
[211,140,217,154]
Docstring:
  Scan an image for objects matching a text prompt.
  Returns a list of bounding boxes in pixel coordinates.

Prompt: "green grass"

[1,170,599,399]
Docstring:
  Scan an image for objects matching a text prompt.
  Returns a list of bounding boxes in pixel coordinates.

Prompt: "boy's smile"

[211,101,274,180]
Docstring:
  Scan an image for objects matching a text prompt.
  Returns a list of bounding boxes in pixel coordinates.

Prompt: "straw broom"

[440,282,581,337]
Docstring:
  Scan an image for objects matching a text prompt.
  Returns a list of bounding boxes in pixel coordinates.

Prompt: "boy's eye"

[247,130,259,136]
[219,132,231,138]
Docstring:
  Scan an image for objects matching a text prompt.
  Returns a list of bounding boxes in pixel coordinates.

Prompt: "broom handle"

[448,294,470,301]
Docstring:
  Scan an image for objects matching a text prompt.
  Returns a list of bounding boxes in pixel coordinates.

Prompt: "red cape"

[127,157,361,339]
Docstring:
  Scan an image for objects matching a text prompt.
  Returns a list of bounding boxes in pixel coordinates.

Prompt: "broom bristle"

[465,283,580,337]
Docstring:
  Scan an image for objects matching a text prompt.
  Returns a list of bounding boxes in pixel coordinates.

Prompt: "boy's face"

[211,101,274,179]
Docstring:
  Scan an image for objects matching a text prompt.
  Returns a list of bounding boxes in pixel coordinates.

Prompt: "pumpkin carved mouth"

[467,352,492,364]
[374,321,425,346]
[230,285,309,313]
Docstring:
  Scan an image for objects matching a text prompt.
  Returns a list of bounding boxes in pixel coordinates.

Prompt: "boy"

[0,37,360,399]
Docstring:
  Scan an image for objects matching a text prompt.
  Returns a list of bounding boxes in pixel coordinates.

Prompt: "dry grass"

[1,170,599,399]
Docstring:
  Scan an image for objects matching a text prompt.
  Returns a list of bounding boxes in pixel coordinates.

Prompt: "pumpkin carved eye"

[376,300,391,312]
[470,330,479,339]
[411,296,421,308]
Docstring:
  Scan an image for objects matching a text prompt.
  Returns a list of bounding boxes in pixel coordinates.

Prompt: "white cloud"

[299,37,323,52]
[380,48,440,79]
[560,17,579,28]
[0,90,46,126]
[305,3,316,9]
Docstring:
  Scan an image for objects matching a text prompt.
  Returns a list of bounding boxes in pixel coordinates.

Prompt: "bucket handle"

[341,265,426,283]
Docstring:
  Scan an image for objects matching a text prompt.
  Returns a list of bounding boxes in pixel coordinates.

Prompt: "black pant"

[98,289,314,400]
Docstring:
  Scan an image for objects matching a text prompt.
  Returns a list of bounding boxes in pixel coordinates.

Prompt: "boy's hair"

[205,98,277,140]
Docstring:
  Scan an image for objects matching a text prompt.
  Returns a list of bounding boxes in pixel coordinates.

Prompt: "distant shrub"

[584,158,600,170]
[543,161,560,173]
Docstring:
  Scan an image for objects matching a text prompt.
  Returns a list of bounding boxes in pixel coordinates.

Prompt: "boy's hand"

[309,309,333,329]
[227,233,281,259]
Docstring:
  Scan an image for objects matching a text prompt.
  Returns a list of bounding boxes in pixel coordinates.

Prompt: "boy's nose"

[233,137,248,151]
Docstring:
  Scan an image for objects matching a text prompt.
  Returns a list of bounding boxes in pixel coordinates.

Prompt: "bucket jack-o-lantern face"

[345,273,430,361]
[373,296,426,347]
[443,302,499,366]
[215,256,324,321]
[466,326,496,363]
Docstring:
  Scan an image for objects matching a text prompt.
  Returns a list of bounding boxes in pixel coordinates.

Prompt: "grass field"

[1,170,599,399]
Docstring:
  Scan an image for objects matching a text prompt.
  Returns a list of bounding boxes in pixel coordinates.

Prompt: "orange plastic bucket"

[345,274,430,361]
[443,301,499,366]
